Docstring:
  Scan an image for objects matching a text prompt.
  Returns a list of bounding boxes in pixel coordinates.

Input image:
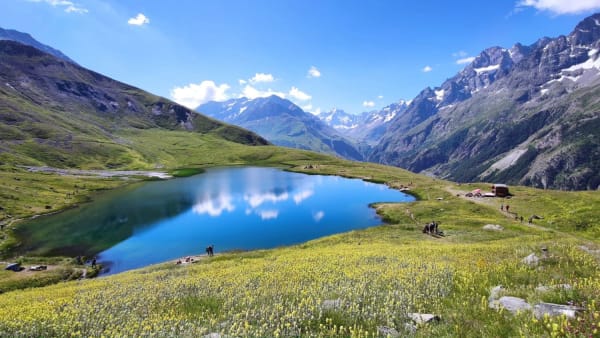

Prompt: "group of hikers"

[205,245,215,257]
[422,221,443,235]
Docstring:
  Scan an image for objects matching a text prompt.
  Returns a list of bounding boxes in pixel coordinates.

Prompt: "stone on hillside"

[483,224,504,231]
[490,296,532,314]
[534,302,584,319]
[488,285,504,304]
[377,326,400,337]
[522,253,539,266]
[408,313,440,324]
[403,323,417,334]
[321,299,342,310]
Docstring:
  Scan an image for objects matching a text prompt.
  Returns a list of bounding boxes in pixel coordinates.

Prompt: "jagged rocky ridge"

[368,13,600,190]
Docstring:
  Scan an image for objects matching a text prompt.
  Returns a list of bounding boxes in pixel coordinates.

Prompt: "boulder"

[490,296,532,314]
[488,285,504,304]
[534,302,584,319]
[483,224,504,231]
[377,326,400,337]
[408,313,440,324]
[522,253,539,266]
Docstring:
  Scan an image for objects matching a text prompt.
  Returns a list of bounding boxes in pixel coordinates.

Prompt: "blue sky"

[2,0,600,114]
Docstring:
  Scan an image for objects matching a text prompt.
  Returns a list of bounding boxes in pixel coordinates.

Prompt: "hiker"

[91,257,97,268]
[520,216,524,222]
[209,245,214,256]
[432,221,439,234]
[500,204,504,211]
[206,246,211,256]
[506,204,510,213]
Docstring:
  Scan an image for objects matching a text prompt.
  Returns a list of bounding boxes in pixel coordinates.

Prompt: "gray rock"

[489,285,504,303]
[403,323,417,334]
[490,296,532,314]
[483,224,504,231]
[522,253,539,266]
[377,326,400,337]
[321,299,342,310]
[534,302,584,319]
[408,313,440,324]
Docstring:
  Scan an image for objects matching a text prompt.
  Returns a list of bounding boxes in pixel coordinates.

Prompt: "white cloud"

[307,66,321,78]
[363,100,375,108]
[128,13,150,26]
[309,107,322,116]
[313,211,325,222]
[456,56,476,65]
[288,87,312,101]
[244,192,288,208]
[170,80,230,109]
[240,85,286,100]
[517,0,600,14]
[259,210,279,220]
[293,189,314,204]
[377,95,384,99]
[192,194,235,217]
[29,0,88,13]
[249,73,275,84]
[422,65,433,72]
[302,104,313,111]
[238,79,247,85]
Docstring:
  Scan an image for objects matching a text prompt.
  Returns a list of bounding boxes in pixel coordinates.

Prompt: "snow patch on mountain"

[474,64,500,74]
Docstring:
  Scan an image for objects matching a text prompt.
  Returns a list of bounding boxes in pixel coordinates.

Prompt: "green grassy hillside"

[0,151,598,337]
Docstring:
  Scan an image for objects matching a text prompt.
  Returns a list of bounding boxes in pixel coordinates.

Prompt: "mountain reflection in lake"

[19,167,414,275]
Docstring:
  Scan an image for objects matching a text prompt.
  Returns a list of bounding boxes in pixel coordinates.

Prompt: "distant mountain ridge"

[197,96,363,160]
[317,101,409,146]
[0,27,75,63]
[368,13,600,190]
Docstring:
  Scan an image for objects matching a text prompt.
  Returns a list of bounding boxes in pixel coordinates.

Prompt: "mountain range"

[2,13,600,190]
[368,13,600,190]
[197,96,363,160]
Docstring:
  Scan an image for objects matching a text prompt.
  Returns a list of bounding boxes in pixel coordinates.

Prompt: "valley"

[0,6,599,338]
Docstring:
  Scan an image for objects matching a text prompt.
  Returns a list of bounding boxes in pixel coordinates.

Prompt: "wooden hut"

[491,184,509,197]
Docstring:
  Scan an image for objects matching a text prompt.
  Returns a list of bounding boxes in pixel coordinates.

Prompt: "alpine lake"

[17,167,415,275]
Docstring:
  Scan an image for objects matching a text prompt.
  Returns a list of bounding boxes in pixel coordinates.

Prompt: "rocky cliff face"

[369,13,600,190]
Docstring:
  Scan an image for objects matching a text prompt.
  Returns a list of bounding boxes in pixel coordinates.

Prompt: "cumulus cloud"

[422,65,433,72]
[307,66,321,78]
[302,104,313,111]
[363,100,375,108]
[259,210,279,220]
[238,79,247,85]
[128,13,150,26]
[288,87,312,101]
[517,0,600,14]
[240,85,286,100]
[249,73,275,84]
[29,0,88,13]
[170,80,230,109]
[456,56,476,64]
[377,95,384,99]
[293,189,314,204]
[313,211,325,222]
